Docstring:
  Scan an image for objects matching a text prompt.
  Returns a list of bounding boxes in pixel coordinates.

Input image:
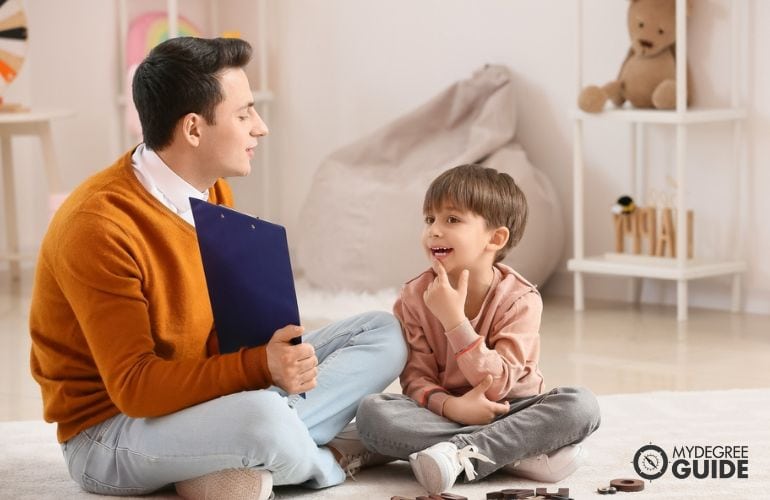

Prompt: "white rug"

[294,278,398,327]
[1,389,768,499]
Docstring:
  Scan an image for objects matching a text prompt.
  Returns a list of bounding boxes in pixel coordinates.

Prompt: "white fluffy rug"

[294,278,398,327]
[1,389,768,499]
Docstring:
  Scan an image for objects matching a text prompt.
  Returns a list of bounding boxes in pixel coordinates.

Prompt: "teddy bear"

[578,0,692,113]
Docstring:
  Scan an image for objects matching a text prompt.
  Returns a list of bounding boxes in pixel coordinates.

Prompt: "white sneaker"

[503,444,585,483]
[327,421,396,478]
[175,468,273,500]
[408,442,494,494]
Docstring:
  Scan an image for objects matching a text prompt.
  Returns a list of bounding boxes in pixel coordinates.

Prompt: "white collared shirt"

[131,143,209,227]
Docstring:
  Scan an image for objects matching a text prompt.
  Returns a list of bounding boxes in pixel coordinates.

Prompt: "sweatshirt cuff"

[445,319,480,354]
[426,390,450,417]
[241,345,273,388]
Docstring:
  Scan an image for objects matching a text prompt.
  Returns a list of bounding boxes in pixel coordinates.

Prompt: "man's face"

[198,67,268,181]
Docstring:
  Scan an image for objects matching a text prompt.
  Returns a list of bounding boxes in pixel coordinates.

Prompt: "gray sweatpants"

[356,386,601,481]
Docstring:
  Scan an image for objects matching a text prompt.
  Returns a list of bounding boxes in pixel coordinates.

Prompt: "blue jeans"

[61,311,407,495]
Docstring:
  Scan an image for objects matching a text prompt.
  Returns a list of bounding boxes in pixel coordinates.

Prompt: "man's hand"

[442,375,510,425]
[266,325,317,394]
[423,260,469,331]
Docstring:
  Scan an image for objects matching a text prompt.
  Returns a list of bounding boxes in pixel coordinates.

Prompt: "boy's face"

[197,68,268,181]
[421,202,498,276]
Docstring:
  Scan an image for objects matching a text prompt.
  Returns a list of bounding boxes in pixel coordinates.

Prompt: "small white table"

[0,109,74,281]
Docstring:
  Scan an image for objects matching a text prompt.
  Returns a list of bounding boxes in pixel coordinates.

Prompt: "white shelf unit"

[115,0,274,218]
[569,0,748,321]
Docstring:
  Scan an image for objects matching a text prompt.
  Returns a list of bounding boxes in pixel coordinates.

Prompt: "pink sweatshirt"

[395,263,544,417]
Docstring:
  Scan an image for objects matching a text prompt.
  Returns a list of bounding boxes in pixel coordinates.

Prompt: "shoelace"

[342,451,372,481]
[456,445,495,481]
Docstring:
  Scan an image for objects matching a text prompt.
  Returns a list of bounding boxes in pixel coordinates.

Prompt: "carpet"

[1,389,768,499]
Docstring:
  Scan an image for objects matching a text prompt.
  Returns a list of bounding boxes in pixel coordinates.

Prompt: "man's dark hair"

[423,164,528,263]
[132,37,252,150]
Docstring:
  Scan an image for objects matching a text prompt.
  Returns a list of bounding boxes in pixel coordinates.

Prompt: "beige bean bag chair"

[296,65,564,291]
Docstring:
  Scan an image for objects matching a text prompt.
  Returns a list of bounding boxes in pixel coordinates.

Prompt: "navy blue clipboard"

[190,198,302,356]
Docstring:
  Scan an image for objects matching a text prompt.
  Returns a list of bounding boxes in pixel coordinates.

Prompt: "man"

[29,37,406,499]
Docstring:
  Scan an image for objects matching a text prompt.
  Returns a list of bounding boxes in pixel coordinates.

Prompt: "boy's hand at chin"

[423,259,469,331]
[442,375,510,425]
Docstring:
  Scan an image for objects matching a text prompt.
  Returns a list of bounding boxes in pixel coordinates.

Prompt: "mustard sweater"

[29,150,272,443]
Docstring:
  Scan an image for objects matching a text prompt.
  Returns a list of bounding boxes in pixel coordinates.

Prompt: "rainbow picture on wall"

[125,11,203,137]
[0,0,27,96]
[127,11,203,67]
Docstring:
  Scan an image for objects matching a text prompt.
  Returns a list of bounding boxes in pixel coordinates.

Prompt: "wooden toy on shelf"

[612,195,693,259]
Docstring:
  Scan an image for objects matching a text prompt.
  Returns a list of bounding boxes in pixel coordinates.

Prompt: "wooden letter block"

[613,205,694,259]
[638,207,657,256]
[614,213,625,253]
[613,213,640,253]
[656,208,676,257]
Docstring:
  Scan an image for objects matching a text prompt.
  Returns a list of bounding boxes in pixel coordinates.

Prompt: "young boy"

[356,164,601,494]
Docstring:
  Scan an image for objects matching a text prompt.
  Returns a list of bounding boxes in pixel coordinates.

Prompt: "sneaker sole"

[175,469,273,500]
[551,445,586,481]
[512,446,587,483]
[409,453,445,495]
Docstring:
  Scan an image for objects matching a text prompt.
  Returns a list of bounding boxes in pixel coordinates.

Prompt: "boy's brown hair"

[423,164,527,263]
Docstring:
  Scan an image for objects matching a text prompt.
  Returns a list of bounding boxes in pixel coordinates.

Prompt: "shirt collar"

[135,144,208,215]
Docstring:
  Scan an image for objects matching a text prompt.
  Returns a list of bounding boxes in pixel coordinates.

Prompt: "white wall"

[2,0,768,315]
[1,0,121,262]
[267,0,770,315]
[0,0,264,260]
